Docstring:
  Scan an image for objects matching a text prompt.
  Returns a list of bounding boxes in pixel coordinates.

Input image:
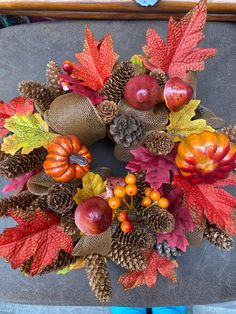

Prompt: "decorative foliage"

[127,146,179,190]
[0,97,34,137]
[71,26,118,91]
[173,173,236,235]
[1,113,58,155]
[2,170,38,194]
[166,100,214,141]
[0,209,73,275]
[74,172,106,204]
[142,0,217,79]
[57,258,85,275]
[118,249,178,290]
[157,189,195,252]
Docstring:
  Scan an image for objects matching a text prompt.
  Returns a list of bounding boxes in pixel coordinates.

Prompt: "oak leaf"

[173,173,236,235]
[71,26,118,91]
[142,0,217,79]
[0,209,73,275]
[118,249,178,290]
[1,112,58,155]
[166,100,214,142]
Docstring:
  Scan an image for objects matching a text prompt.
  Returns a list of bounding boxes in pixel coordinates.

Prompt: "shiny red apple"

[164,77,193,112]
[74,196,112,235]
[124,74,163,111]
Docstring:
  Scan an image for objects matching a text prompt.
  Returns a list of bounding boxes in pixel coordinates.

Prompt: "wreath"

[0,0,235,304]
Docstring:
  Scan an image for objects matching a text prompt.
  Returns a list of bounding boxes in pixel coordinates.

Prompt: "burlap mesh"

[185,217,207,246]
[44,93,106,146]
[72,228,111,257]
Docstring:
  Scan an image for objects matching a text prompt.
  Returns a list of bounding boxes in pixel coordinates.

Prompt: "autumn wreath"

[0,0,235,304]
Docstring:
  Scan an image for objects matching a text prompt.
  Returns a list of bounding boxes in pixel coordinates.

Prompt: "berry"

[141,196,152,207]
[144,187,153,197]
[62,60,74,75]
[117,210,128,222]
[125,174,137,185]
[120,220,133,233]
[114,185,126,198]
[125,184,138,196]
[108,196,121,210]
[158,197,170,209]
[150,190,161,202]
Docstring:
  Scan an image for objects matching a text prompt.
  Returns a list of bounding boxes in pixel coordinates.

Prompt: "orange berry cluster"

[141,187,169,209]
[108,173,138,233]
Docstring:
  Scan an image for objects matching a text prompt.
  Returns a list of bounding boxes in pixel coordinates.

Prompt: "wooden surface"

[0,0,236,21]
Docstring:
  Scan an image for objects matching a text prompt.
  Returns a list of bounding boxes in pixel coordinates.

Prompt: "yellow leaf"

[69,258,85,271]
[166,100,215,142]
[130,54,146,74]
[1,113,58,155]
[74,172,106,204]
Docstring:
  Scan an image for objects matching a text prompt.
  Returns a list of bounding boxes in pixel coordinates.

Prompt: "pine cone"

[109,114,144,147]
[0,146,9,161]
[204,223,234,251]
[0,147,47,179]
[108,242,147,271]
[0,191,38,217]
[193,106,205,120]
[112,226,155,250]
[144,131,174,156]
[30,195,48,211]
[96,100,118,124]
[18,80,55,112]
[85,253,112,303]
[60,210,80,239]
[156,240,182,259]
[100,61,135,103]
[47,183,77,215]
[149,68,168,89]
[143,205,175,234]
[46,60,61,96]
[132,171,150,213]
[220,125,236,144]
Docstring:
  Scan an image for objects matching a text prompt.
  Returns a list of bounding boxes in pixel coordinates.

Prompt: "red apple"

[164,77,193,112]
[74,196,112,235]
[124,74,163,111]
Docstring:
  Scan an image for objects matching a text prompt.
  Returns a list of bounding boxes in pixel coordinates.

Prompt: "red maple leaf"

[173,172,236,235]
[126,146,179,190]
[0,209,73,275]
[71,26,118,91]
[157,188,195,252]
[0,97,34,137]
[118,250,178,290]
[142,0,217,79]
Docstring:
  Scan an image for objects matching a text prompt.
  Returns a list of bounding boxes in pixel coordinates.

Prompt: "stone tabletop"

[0,20,235,306]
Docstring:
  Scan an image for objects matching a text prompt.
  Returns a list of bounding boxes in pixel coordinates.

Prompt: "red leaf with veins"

[0,209,73,275]
[173,173,236,235]
[142,0,217,79]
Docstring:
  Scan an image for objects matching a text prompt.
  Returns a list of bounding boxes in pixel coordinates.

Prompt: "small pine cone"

[47,183,77,215]
[110,114,144,147]
[108,242,147,271]
[220,125,236,144]
[30,195,48,211]
[100,61,135,103]
[112,226,155,250]
[143,205,175,234]
[0,147,47,179]
[0,191,38,217]
[204,223,234,251]
[156,240,182,260]
[46,60,61,96]
[0,147,9,161]
[144,131,174,156]
[96,100,118,124]
[85,253,112,303]
[18,80,55,112]
[60,211,80,238]
[132,171,150,213]
[149,68,168,89]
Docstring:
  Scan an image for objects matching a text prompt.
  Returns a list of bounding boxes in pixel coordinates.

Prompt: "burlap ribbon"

[185,217,207,246]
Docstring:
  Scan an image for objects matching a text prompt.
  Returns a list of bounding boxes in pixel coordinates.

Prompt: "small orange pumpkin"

[175,131,236,184]
[43,135,92,182]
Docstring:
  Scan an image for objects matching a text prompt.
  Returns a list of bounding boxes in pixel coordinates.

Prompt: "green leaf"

[1,113,58,155]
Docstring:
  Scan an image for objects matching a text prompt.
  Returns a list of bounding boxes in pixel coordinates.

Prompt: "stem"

[69,154,88,166]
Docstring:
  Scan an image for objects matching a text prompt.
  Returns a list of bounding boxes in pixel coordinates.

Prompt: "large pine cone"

[46,60,61,96]
[109,114,144,147]
[85,253,112,303]
[204,223,234,251]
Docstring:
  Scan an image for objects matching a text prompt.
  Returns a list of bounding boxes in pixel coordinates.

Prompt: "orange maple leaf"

[142,0,217,79]
[72,26,118,91]
[118,250,178,290]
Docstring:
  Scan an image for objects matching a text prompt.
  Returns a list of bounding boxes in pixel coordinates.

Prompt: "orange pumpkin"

[43,135,92,182]
[175,131,236,184]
